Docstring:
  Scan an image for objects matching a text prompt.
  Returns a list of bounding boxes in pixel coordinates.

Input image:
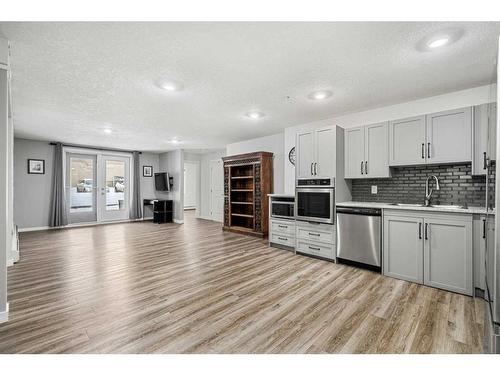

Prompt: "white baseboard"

[0,303,9,324]
[19,226,51,233]
[6,258,14,267]
[173,219,184,224]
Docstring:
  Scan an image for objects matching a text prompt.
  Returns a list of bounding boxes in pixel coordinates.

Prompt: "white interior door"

[98,155,131,222]
[184,162,198,209]
[66,153,97,224]
[210,160,224,222]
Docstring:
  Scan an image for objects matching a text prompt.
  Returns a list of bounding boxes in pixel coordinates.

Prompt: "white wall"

[283,84,497,194]
[139,152,159,219]
[199,149,225,220]
[158,149,184,223]
[226,133,284,194]
[13,138,55,229]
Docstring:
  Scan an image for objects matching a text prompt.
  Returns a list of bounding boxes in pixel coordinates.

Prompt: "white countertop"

[268,194,295,198]
[336,201,493,215]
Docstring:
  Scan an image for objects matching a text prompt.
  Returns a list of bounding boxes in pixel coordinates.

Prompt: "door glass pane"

[70,157,94,213]
[106,160,126,211]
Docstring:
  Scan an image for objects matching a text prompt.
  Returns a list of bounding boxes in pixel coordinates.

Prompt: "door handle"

[418,223,422,239]
[424,223,428,240]
[483,219,486,239]
[483,152,487,170]
[421,143,425,159]
[361,161,364,175]
[365,161,368,175]
[427,142,431,159]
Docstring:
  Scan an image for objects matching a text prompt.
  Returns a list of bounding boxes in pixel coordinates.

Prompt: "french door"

[65,150,131,224]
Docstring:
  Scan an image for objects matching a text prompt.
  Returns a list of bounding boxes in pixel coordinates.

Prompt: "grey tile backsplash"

[350,163,495,207]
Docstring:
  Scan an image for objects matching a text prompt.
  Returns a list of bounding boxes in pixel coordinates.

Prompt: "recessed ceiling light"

[103,128,112,134]
[427,37,450,49]
[168,138,180,144]
[308,90,332,100]
[246,111,265,119]
[158,79,184,92]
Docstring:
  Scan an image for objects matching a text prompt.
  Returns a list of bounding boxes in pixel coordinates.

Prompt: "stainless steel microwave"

[295,179,335,224]
[271,199,295,219]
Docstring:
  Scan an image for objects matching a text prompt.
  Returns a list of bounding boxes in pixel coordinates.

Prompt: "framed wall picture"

[143,165,153,177]
[27,159,45,174]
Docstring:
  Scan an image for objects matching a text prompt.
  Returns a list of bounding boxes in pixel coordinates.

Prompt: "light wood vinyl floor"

[0,211,484,353]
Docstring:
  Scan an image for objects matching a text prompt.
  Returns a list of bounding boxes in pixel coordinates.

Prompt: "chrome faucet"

[424,175,440,206]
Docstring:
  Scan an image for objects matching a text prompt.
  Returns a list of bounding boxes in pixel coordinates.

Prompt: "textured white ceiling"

[1,22,499,152]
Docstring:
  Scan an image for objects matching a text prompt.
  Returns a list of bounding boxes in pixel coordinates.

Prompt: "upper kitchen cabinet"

[345,122,390,179]
[296,131,315,179]
[389,107,473,166]
[472,102,497,176]
[0,38,8,67]
[296,126,336,179]
[389,115,426,166]
[425,107,472,164]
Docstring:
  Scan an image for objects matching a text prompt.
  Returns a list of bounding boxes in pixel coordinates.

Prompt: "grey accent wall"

[139,152,159,219]
[14,138,54,229]
[158,149,184,222]
[351,163,492,207]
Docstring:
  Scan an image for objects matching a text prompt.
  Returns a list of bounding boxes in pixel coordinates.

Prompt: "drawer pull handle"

[308,246,321,251]
[278,237,288,241]
[278,225,287,228]
[308,232,320,236]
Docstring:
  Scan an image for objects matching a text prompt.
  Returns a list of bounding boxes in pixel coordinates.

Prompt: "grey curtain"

[49,142,67,227]
[130,151,142,219]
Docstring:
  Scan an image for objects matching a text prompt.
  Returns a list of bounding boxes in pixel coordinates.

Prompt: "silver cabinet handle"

[421,143,425,159]
[308,232,320,236]
[427,143,431,159]
[278,225,287,229]
[308,246,321,251]
[424,223,429,240]
[365,161,368,175]
[361,161,364,175]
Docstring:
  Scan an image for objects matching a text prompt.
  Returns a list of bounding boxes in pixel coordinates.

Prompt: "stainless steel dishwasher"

[336,206,382,270]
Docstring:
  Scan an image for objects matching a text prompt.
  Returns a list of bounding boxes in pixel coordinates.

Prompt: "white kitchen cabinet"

[389,115,426,166]
[472,103,497,176]
[296,126,336,180]
[345,127,364,179]
[315,127,336,178]
[383,215,424,284]
[423,217,473,296]
[296,131,315,179]
[295,221,335,261]
[345,122,389,179]
[383,210,473,296]
[425,107,472,164]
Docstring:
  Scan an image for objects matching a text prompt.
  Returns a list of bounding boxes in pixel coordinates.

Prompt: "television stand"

[143,199,173,223]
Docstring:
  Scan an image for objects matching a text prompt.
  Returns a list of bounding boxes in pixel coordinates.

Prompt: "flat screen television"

[155,172,171,192]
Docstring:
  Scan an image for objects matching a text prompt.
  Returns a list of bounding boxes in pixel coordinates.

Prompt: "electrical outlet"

[371,185,378,194]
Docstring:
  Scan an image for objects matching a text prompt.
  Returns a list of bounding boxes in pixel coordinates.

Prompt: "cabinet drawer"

[270,233,295,247]
[296,240,335,260]
[297,226,334,244]
[270,220,295,235]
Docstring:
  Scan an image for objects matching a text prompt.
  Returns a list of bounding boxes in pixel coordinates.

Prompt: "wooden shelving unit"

[222,151,273,238]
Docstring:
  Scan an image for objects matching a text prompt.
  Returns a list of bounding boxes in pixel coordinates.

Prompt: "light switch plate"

[371,185,378,194]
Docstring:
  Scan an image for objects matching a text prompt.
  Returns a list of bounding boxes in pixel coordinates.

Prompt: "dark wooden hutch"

[222,151,273,238]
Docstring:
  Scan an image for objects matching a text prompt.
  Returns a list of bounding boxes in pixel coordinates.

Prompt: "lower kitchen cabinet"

[383,215,424,284]
[383,210,473,296]
[295,221,335,261]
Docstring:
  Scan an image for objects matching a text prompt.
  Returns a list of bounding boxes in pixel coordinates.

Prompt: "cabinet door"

[296,131,315,179]
[383,215,424,284]
[344,127,364,179]
[473,216,486,291]
[315,126,336,178]
[424,217,473,295]
[365,122,389,178]
[488,102,497,163]
[389,116,426,166]
[426,107,472,164]
[472,104,489,175]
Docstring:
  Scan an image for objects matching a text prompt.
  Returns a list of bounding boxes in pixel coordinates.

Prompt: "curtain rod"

[49,142,142,154]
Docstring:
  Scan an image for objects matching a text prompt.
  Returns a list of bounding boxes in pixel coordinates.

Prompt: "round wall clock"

[288,147,296,165]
